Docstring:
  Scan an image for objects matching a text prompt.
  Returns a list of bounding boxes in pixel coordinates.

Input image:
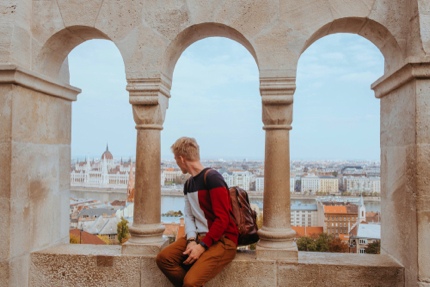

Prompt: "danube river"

[161,191,381,223]
[70,187,380,223]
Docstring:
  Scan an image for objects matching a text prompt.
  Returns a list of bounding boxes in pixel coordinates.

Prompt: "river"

[161,195,381,223]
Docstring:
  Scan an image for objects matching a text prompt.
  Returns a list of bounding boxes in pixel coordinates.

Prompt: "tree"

[315,232,331,252]
[365,240,380,254]
[296,233,348,253]
[329,237,348,253]
[297,236,317,251]
[70,233,80,244]
[117,217,130,244]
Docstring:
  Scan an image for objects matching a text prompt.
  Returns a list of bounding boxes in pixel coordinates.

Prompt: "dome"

[101,144,113,160]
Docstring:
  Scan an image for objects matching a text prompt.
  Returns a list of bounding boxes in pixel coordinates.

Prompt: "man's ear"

[179,155,185,164]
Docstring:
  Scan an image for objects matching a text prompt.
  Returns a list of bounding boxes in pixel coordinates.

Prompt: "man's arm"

[184,192,197,240]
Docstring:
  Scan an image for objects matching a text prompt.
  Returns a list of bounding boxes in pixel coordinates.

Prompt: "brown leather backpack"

[204,169,259,246]
[229,186,260,246]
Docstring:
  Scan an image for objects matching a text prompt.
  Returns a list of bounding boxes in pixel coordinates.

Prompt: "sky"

[69,33,384,162]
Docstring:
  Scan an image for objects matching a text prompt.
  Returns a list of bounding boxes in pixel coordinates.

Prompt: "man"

[156,137,238,287]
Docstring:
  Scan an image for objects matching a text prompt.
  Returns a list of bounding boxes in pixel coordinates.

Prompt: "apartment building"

[301,174,338,194]
[222,171,252,190]
[290,203,318,227]
[343,176,381,194]
[319,176,339,194]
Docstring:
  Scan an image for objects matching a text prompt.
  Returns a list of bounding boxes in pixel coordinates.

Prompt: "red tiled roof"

[111,200,126,207]
[338,234,350,242]
[366,211,381,223]
[324,206,347,214]
[292,226,323,237]
[70,229,107,245]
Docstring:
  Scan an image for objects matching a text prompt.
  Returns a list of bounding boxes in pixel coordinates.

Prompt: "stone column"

[372,62,430,286]
[0,65,80,287]
[122,76,171,255]
[256,77,298,261]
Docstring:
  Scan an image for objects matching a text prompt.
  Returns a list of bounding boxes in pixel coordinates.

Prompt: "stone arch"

[301,17,404,75]
[34,25,124,81]
[162,22,258,80]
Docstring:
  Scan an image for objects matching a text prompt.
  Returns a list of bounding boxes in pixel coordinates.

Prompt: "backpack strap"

[203,168,211,186]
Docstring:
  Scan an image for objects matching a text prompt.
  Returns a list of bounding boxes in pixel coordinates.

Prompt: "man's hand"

[183,242,205,265]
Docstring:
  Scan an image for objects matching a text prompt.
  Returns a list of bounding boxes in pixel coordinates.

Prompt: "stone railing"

[30,244,403,286]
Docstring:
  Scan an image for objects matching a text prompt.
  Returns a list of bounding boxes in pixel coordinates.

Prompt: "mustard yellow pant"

[156,236,237,287]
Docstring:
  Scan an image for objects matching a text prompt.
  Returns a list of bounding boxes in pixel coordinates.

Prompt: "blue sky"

[69,33,383,161]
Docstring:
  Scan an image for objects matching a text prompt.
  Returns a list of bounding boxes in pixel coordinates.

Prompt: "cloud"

[69,34,382,161]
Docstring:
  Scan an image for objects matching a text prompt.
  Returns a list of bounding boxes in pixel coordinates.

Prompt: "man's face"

[174,155,188,174]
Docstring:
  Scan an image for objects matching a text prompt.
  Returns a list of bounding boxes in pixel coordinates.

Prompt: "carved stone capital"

[127,75,171,129]
[260,77,295,130]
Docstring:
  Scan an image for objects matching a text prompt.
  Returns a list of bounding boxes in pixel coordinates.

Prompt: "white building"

[222,171,252,190]
[301,174,320,194]
[350,223,381,254]
[343,176,381,194]
[255,177,264,192]
[290,203,318,227]
[300,174,339,194]
[319,176,339,194]
[71,147,173,188]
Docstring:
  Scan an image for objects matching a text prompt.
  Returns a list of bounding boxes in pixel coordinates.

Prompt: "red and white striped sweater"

[184,168,239,248]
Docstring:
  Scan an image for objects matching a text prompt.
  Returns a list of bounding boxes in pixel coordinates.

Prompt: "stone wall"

[30,245,404,287]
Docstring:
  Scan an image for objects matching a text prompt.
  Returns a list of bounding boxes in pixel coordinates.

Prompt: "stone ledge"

[30,244,404,287]
[0,64,80,101]
[372,62,430,99]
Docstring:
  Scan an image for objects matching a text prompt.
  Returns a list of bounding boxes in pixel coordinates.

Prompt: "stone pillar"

[122,76,171,255]
[0,65,80,287]
[372,62,430,286]
[256,77,298,261]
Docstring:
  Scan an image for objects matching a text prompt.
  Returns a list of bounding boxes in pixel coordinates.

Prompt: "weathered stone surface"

[0,86,12,142]
[380,82,416,147]
[57,0,103,28]
[206,252,276,287]
[118,25,167,80]
[31,0,65,47]
[416,80,430,144]
[11,87,72,144]
[141,1,190,41]
[0,194,10,261]
[30,245,140,287]
[380,145,418,285]
[0,262,10,287]
[327,0,375,18]
[216,0,279,40]
[95,0,145,42]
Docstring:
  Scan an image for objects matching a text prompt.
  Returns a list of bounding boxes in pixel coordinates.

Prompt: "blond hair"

[171,137,200,161]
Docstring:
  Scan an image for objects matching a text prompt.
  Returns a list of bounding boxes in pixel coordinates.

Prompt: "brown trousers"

[156,236,237,287]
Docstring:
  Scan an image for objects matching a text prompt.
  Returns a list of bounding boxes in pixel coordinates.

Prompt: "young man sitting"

[156,137,238,287]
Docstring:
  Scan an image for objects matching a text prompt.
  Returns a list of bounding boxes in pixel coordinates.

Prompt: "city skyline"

[69,34,383,161]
